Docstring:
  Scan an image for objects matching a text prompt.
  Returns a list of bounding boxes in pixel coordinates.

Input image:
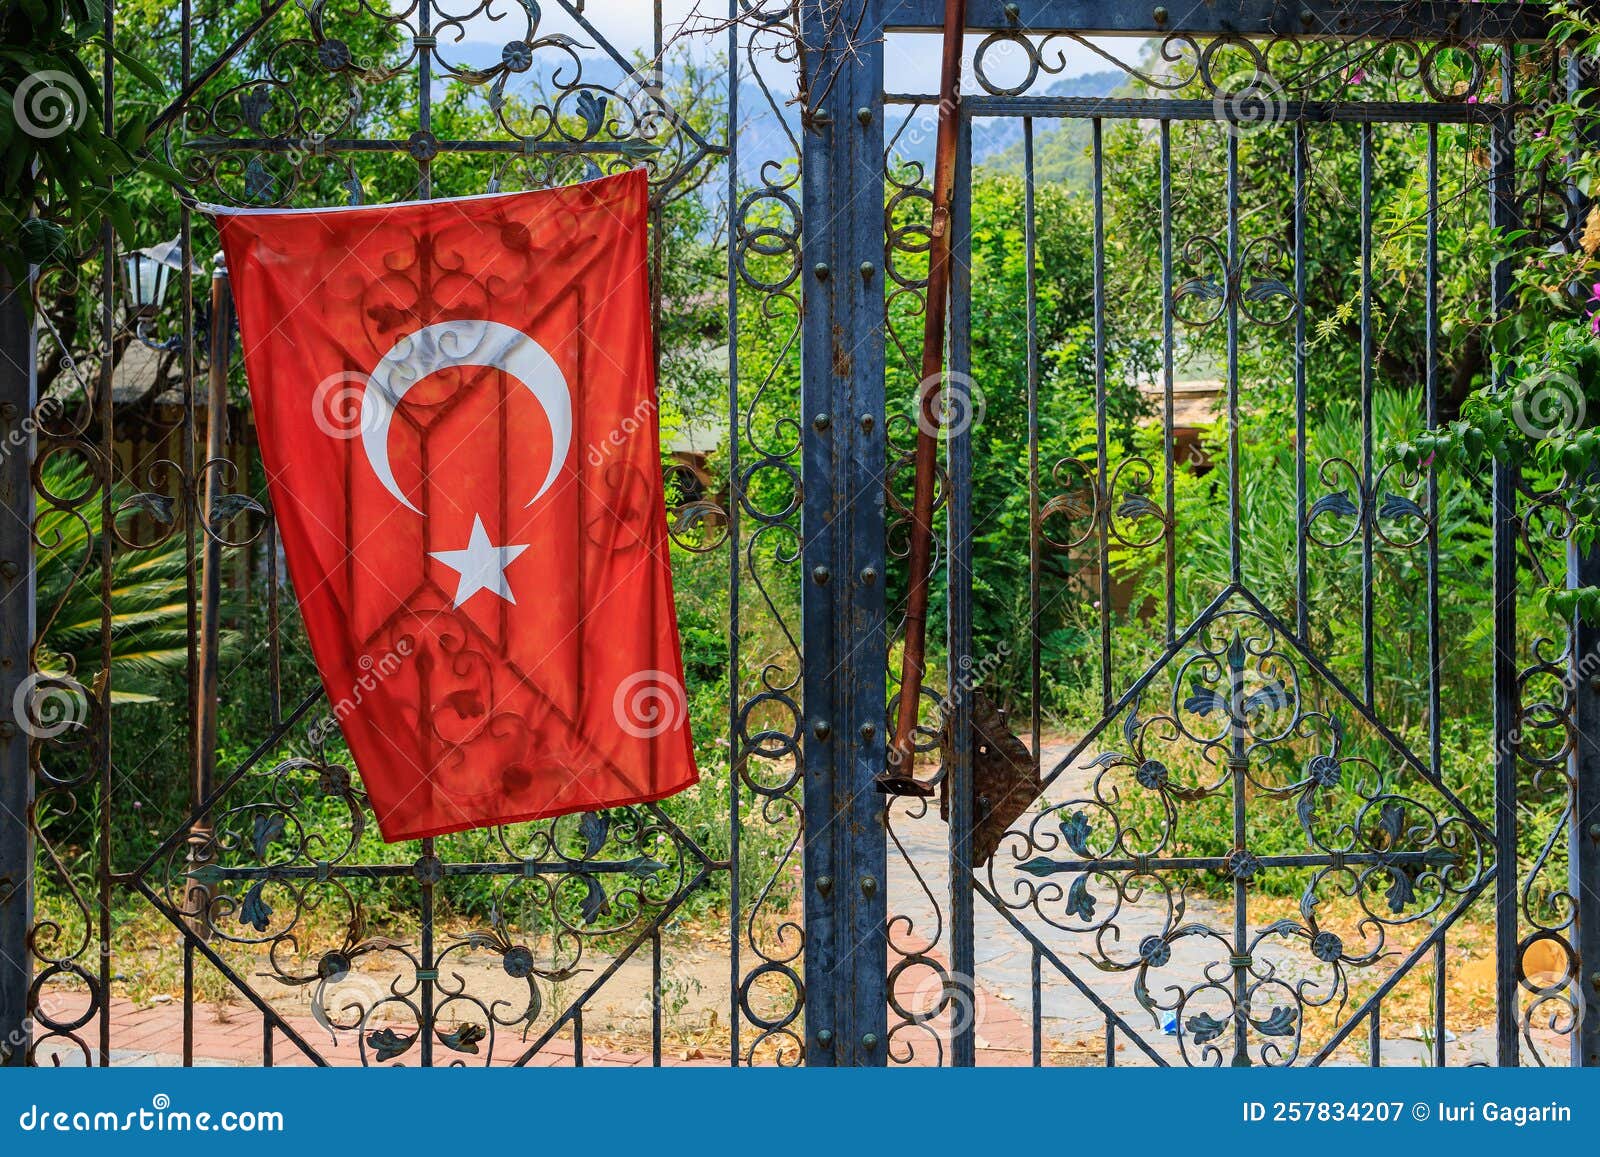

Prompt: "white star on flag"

[430,514,530,606]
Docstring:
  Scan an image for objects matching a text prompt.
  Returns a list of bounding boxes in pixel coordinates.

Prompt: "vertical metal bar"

[416,0,436,1066]
[1489,60,1521,1068]
[187,265,232,944]
[1092,119,1110,710]
[1225,132,1241,586]
[651,928,662,1066]
[724,0,743,1070]
[1294,122,1308,640]
[182,944,194,1066]
[1024,118,1040,764]
[1568,543,1600,1068]
[1426,126,1443,803]
[1359,123,1375,707]
[573,1009,583,1067]
[1104,1019,1115,1067]
[96,0,116,1070]
[177,0,201,1051]
[1160,120,1175,645]
[266,522,280,729]
[1221,127,1248,1068]
[262,1015,273,1067]
[947,113,975,1069]
[0,273,35,1068]
[1369,1005,1381,1066]
[1433,940,1447,1067]
[797,0,887,1067]
[1029,947,1041,1067]
[1230,572,1248,1067]
[1567,44,1600,1072]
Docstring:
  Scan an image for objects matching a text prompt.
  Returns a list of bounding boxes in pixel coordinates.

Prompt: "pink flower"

[1345,67,1367,86]
[1588,283,1600,335]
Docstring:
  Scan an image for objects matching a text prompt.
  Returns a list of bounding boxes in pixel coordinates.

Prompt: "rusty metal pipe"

[881,0,967,795]
[184,256,232,934]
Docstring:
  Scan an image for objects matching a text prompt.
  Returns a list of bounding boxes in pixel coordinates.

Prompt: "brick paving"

[36,970,1040,1068]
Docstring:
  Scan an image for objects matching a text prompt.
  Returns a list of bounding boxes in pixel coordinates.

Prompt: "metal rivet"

[813,262,830,280]
[1592,971,1600,990]
[860,414,875,433]
[812,719,832,740]
[1589,674,1600,694]
[1301,7,1316,26]
[860,566,878,586]
[811,109,832,127]
[859,261,875,280]
[816,874,833,896]
[860,874,878,896]
[0,561,16,581]
[1003,3,1019,23]
[0,722,15,740]
[812,566,831,585]
[856,106,872,126]
[812,412,832,432]
[816,1029,834,1046]
[0,403,16,422]
[859,722,876,741]
[1590,823,1600,840]
[1152,5,1168,24]
[861,1032,879,1051]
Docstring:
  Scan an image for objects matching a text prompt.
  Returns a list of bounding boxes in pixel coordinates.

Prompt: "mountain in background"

[975,69,1129,189]
[406,45,1125,193]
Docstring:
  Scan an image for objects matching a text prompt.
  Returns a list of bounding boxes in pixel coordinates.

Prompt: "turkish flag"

[210,169,699,841]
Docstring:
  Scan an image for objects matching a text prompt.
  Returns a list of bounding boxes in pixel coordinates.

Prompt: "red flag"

[211,170,698,841]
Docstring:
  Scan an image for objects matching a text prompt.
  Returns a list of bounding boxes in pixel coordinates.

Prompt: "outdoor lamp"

[124,235,200,350]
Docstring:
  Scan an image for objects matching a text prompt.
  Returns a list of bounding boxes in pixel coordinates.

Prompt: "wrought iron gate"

[0,0,1595,1069]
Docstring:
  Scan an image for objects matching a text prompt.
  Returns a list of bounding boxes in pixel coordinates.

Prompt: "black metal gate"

[0,0,1595,1068]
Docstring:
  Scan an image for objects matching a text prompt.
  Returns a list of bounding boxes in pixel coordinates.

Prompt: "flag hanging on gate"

[209,169,699,842]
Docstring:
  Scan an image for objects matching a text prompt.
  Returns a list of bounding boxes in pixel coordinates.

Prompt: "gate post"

[1568,46,1600,1070]
[1570,541,1600,1067]
[0,275,35,1066]
[798,0,890,1066]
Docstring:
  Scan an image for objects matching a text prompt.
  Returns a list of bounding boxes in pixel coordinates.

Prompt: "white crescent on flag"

[357,319,573,514]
